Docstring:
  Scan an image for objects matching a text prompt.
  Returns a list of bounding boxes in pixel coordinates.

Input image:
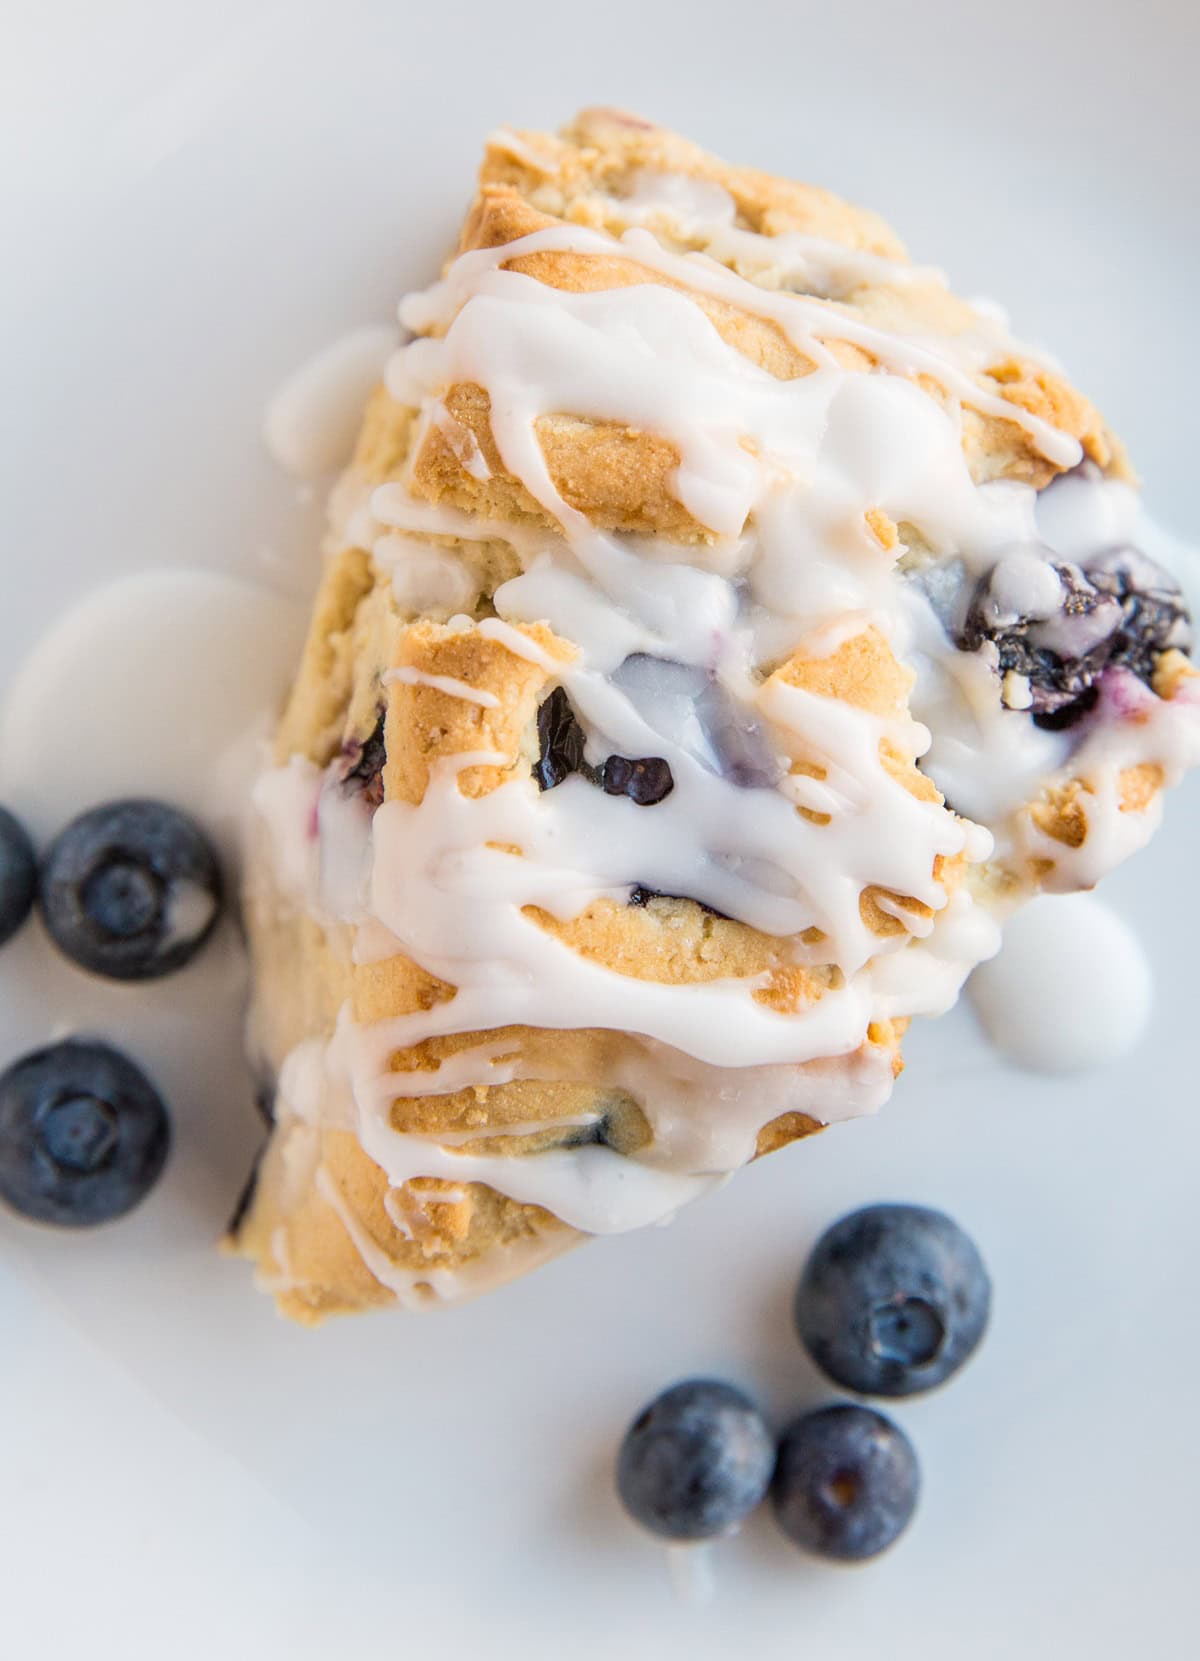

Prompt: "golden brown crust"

[482,107,908,258]
[1024,655,1197,873]
[274,548,376,765]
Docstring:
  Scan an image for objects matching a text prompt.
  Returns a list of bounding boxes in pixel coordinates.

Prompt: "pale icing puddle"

[263,324,399,478]
[665,1541,717,1606]
[966,893,1153,1074]
[0,568,306,859]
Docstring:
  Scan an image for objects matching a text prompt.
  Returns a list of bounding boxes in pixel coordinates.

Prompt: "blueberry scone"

[231,110,1200,1322]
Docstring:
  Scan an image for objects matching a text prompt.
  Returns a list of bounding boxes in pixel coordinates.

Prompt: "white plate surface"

[2,3,1197,1656]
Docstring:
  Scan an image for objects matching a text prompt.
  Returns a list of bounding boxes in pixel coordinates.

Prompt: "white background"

[2,2,1198,1656]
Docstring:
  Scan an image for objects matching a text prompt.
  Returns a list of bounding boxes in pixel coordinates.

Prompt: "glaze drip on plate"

[232,110,1200,1322]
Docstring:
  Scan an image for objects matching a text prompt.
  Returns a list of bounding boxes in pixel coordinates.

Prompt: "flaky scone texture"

[230,110,1187,1323]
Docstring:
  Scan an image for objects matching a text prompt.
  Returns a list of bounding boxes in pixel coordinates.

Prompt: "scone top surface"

[234,111,1198,1320]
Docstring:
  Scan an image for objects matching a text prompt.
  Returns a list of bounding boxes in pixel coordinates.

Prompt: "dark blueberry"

[1086,545,1192,681]
[0,806,36,949]
[958,546,1190,726]
[616,1379,774,1541]
[602,753,674,805]
[959,561,1116,720]
[0,1039,170,1227]
[534,686,589,791]
[627,884,730,921]
[795,1203,991,1397]
[771,1404,919,1562]
[341,708,387,808]
[1032,684,1099,732]
[628,884,660,908]
[39,799,221,982]
[532,687,675,805]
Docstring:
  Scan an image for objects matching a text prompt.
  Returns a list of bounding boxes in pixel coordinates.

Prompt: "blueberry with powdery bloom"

[39,799,221,981]
[616,1379,774,1540]
[772,1404,919,1562]
[795,1204,991,1397]
[0,1039,170,1226]
[0,806,36,948]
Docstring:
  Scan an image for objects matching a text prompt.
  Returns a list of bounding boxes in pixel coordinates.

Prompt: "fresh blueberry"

[616,1379,774,1540]
[795,1204,990,1397]
[0,806,36,948]
[771,1404,919,1562]
[0,1039,170,1226]
[39,799,222,981]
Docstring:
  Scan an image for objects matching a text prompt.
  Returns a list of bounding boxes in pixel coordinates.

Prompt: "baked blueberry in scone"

[229,110,1200,1322]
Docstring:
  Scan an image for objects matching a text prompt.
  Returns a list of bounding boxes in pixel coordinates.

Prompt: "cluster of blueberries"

[0,800,223,1228]
[617,1204,991,1564]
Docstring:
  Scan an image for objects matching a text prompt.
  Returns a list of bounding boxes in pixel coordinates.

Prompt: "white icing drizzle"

[256,1006,895,1233]
[247,164,1200,1278]
[315,1165,575,1308]
[366,491,556,562]
[255,1226,296,1295]
[382,1183,469,1238]
[476,616,566,669]
[486,125,560,175]
[620,169,948,301]
[396,224,1081,467]
[429,401,491,480]
[1015,671,1200,888]
[345,1015,894,1178]
[383,666,501,707]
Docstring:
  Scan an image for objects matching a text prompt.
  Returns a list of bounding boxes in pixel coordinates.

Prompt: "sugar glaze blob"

[968,895,1153,1074]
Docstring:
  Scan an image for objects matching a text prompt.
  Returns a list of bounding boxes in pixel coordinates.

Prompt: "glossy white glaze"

[967,894,1153,1072]
[0,569,306,859]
